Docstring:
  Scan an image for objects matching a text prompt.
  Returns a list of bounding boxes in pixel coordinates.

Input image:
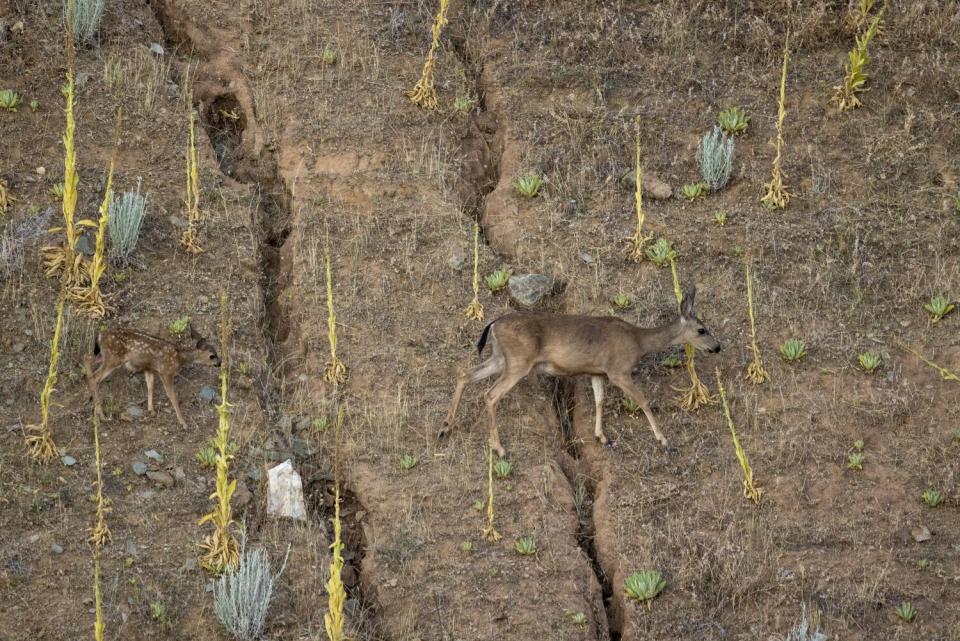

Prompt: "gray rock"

[292,437,318,459]
[233,481,252,509]
[173,466,186,482]
[508,273,563,309]
[11,341,24,354]
[448,248,467,271]
[61,455,77,466]
[132,462,148,476]
[198,385,219,404]
[125,405,144,418]
[294,415,312,432]
[579,252,595,265]
[278,415,294,432]
[146,471,175,488]
[169,215,188,230]
[144,449,163,463]
[125,539,138,556]
[51,544,64,554]
[247,466,262,482]
[149,42,165,56]
[75,234,93,256]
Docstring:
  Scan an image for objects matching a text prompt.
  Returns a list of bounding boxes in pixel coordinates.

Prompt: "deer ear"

[680,286,697,318]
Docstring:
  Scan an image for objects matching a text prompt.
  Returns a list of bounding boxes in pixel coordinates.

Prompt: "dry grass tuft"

[760,34,792,210]
[180,107,205,253]
[24,292,66,463]
[464,222,484,321]
[744,260,769,385]
[625,122,652,262]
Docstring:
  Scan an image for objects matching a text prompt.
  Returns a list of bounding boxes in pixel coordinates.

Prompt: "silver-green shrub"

[64,0,106,45]
[697,125,735,191]
[108,177,147,263]
[785,605,826,641]
[213,537,287,641]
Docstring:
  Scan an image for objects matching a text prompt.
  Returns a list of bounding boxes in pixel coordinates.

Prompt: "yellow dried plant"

[898,343,960,384]
[833,3,885,111]
[406,0,450,110]
[198,293,240,573]
[324,408,347,641]
[716,369,763,503]
[42,8,91,285]
[482,441,501,542]
[761,35,792,210]
[0,178,15,213]
[88,413,112,547]
[180,108,204,253]
[464,223,484,321]
[625,122,652,261]
[744,261,769,384]
[25,292,65,463]
[669,257,715,411]
[324,248,347,384]
[70,108,121,317]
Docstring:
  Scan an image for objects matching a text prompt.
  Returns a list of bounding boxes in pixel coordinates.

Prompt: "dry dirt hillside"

[2,1,959,640]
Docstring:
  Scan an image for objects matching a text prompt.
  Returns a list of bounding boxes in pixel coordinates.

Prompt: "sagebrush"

[108,178,147,263]
[697,125,734,190]
[214,535,287,641]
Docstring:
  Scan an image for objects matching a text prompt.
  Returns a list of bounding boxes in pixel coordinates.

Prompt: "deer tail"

[477,320,495,356]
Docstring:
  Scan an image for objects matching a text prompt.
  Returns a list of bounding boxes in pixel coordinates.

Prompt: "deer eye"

[697,328,707,335]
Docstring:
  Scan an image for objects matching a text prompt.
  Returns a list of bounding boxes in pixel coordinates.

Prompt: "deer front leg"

[440,356,504,440]
[85,355,117,422]
[159,374,188,428]
[610,375,668,447]
[590,376,612,448]
[144,371,155,416]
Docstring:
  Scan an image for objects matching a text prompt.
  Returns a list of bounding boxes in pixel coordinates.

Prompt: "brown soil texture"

[2,1,960,640]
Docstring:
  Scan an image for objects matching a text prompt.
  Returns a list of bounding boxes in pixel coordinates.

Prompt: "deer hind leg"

[440,352,504,439]
[85,355,120,421]
[610,375,668,447]
[590,376,612,448]
[482,363,532,458]
[158,374,188,428]
[144,371,155,415]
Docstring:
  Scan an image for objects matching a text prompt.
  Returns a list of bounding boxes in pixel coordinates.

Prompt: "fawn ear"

[680,286,697,318]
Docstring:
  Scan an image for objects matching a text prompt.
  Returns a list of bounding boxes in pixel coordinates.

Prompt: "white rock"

[266,459,307,520]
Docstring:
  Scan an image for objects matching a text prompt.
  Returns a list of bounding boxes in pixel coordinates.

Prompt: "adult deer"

[441,287,720,456]
[84,327,221,428]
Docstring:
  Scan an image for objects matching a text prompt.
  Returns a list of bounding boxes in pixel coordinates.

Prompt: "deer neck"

[634,320,684,355]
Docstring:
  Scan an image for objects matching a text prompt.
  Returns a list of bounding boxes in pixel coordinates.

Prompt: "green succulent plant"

[681,181,708,201]
[916,558,929,570]
[853,439,864,451]
[924,295,955,322]
[621,397,640,414]
[50,182,65,200]
[661,353,682,368]
[460,541,473,553]
[612,292,632,309]
[399,454,418,470]
[29,99,39,111]
[484,268,511,293]
[515,536,537,555]
[493,458,513,479]
[570,612,587,626]
[322,46,337,64]
[513,174,544,198]
[858,351,881,373]
[713,211,727,226]
[779,338,806,362]
[0,89,21,112]
[313,416,329,433]
[168,316,191,337]
[895,601,916,622]
[718,106,751,135]
[645,238,677,267]
[921,488,943,507]
[847,452,864,470]
[454,96,472,113]
[624,570,665,605]
[196,444,218,469]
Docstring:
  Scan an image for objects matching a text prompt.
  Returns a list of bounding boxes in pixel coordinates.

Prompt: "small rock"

[11,341,24,353]
[132,462,148,476]
[198,385,219,404]
[448,248,467,271]
[29,534,41,544]
[51,544,64,555]
[278,415,294,432]
[126,405,144,419]
[291,437,318,459]
[149,42,165,56]
[35,166,46,176]
[508,273,563,309]
[173,466,186,482]
[619,169,673,200]
[247,466,262,482]
[169,215,188,230]
[266,460,307,520]
[144,449,163,463]
[578,252,594,265]
[233,481,252,509]
[912,525,932,542]
[341,561,358,588]
[61,455,77,466]
[75,235,93,257]
[146,471,175,488]
[294,415,312,432]
[125,539,138,556]
[204,580,214,593]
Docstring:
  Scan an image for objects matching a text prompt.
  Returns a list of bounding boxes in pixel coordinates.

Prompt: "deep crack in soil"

[553,380,623,641]
[147,1,378,636]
